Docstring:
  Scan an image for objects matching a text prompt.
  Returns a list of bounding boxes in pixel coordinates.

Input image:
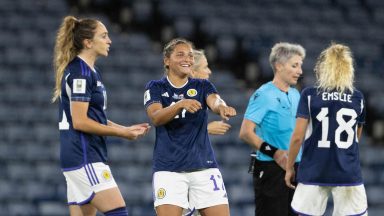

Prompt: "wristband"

[259,142,278,158]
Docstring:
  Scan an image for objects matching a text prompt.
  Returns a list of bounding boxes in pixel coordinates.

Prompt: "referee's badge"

[157,188,166,199]
[101,170,112,181]
[187,89,197,97]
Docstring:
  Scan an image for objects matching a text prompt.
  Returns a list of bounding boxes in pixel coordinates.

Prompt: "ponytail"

[52,16,99,102]
[315,43,354,94]
[52,16,79,102]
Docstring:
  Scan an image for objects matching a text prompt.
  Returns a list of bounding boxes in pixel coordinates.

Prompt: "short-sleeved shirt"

[244,81,301,161]
[296,87,365,185]
[144,76,218,172]
[59,56,108,170]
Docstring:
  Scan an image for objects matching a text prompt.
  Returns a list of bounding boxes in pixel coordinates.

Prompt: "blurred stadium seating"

[0,0,383,215]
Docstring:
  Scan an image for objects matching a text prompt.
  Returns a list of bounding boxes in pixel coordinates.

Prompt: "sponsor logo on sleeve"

[144,90,151,105]
[73,79,86,94]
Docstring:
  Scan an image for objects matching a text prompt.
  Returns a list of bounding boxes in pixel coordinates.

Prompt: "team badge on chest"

[187,89,197,97]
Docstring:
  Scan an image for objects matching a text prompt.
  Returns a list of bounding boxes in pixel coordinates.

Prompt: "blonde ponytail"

[52,16,79,102]
[315,43,354,94]
[52,16,99,102]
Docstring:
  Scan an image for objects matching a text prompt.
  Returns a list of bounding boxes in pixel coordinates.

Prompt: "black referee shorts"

[252,159,298,216]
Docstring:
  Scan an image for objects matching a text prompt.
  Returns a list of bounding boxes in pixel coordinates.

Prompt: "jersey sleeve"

[356,91,366,125]
[202,79,218,99]
[67,65,94,102]
[296,87,310,119]
[144,80,162,109]
[244,90,269,124]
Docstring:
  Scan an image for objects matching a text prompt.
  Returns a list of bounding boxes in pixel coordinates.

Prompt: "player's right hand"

[179,99,202,113]
[121,123,151,140]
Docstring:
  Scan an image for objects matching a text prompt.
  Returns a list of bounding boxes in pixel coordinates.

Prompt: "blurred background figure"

[1,0,384,215]
[192,49,231,136]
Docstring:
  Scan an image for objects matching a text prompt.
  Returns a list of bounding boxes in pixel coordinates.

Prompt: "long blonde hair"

[52,16,98,102]
[192,49,206,72]
[315,43,354,94]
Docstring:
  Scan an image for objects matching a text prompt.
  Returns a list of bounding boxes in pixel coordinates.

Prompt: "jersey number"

[316,108,357,149]
[59,110,70,130]
[210,175,225,191]
[170,102,187,119]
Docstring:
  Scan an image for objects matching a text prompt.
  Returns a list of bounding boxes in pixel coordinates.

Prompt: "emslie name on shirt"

[322,92,352,102]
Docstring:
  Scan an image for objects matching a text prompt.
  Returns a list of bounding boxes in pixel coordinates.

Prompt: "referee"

[239,42,305,216]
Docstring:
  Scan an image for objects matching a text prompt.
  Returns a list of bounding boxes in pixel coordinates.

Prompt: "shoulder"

[67,57,82,74]
[145,78,166,89]
[352,89,364,99]
[189,78,212,86]
[300,86,317,96]
[249,84,273,103]
[256,82,275,96]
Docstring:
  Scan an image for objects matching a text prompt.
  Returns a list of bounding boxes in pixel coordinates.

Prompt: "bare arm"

[357,125,363,141]
[71,101,150,140]
[206,94,236,120]
[285,117,308,189]
[146,100,202,126]
[238,119,264,149]
[239,118,288,170]
[208,120,231,135]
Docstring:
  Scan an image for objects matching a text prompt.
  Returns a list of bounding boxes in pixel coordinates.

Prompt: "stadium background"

[1,0,384,215]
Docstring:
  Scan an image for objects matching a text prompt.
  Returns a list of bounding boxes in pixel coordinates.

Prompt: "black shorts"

[252,159,298,216]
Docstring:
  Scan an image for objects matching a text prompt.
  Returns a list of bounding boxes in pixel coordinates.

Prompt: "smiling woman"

[144,38,236,216]
[52,16,150,216]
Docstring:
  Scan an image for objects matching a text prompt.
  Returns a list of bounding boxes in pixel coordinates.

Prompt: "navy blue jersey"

[296,87,365,185]
[58,57,108,170]
[144,77,218,172]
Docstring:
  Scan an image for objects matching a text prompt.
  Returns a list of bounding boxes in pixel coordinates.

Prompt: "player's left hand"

[218,105,236,121]
[208,120,231,135]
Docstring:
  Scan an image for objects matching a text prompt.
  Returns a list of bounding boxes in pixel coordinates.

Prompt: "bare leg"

[69,204,97,216]
[156,204,183,216]
[199,204,230,216]
[85,187,126,213]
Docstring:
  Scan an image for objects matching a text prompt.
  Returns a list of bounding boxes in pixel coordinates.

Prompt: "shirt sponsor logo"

[187,89,197,97]
[73,79,86,94]
[172,93,184,100]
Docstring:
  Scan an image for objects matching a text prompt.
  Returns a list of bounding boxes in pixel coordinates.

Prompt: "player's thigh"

[64,162,119,207]
[188,168,228,210]
[199,204,229,216]
[156,204,184,216]
[332,185,368,216]
[69,204,97,216]
[291,183,330,216]
[91,187,126,213]
[153,171,189,209]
